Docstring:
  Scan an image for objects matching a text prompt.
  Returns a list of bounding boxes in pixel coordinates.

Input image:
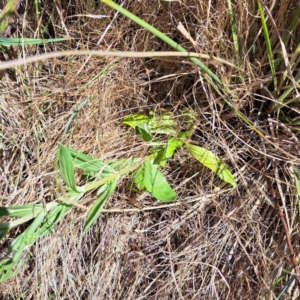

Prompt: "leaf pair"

[134,160,177,202]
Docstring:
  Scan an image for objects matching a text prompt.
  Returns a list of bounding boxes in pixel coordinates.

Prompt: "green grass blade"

[0,37,68,46]
[227,0,240,66]
[186,143,236,188]
[257,0,277,91]
[277,70,300,105]
[83,178,118,232]
[101,0,223,87]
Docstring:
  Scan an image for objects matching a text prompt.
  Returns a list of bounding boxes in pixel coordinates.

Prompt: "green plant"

[0,109,235,281]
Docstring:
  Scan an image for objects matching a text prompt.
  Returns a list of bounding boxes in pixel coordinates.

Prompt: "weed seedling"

[0,109,235,281]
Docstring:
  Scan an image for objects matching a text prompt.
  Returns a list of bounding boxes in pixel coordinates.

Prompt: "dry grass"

[1,0,300,299]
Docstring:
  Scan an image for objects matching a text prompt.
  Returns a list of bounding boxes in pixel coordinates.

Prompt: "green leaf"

[83,178,118,232]
[0,209,46,282]
[166,137,183,157]
[136,122,153,142]
[133,166,146,190]
[37,191,84,239]
[0,204,43,218]
[66,148,113,173]
[134,161,177,202]
[122,114,149,128]
[59,144,77,191]
[186,143,236,188]
[123,112,178,137]
[148,112,177,135]
[153,137,183,167]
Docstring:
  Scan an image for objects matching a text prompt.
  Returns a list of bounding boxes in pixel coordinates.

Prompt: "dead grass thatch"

[1,0,300,299]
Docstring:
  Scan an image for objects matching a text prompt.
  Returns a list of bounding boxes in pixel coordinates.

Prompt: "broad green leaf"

[135,161,177,202]
[136,122,153,141]
[178,131,191,139]
[83,178,118,232]
[59,144,77,191]
[166,137,183,157]
[0,37,68,46]
[186,144,236,188]
[122,114,149,128]
[153,137,183,167]
[133,166,146,190]
[60,147,116,180]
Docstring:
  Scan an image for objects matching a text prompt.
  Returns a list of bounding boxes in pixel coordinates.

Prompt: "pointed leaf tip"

[59,144,77,191]
[186,144,236,188]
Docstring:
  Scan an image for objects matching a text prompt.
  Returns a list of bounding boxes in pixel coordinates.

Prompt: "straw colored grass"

[1,0,300,299]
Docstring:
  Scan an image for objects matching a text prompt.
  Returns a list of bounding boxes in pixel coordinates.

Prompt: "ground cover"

[0,0,300,299]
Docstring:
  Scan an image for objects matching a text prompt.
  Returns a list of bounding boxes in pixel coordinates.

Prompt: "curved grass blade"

[83,178,118,232]
[186,143,236,188]
[276,272,298,300]
[134,161,178,202]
